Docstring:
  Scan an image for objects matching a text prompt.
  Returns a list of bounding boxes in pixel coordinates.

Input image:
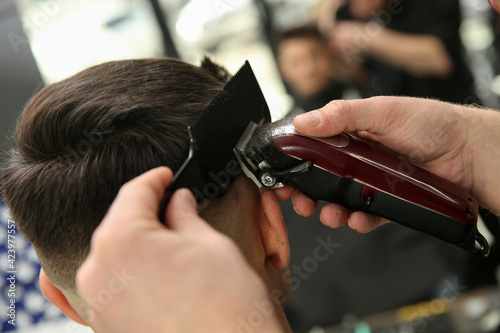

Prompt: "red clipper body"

[234,117,489,257]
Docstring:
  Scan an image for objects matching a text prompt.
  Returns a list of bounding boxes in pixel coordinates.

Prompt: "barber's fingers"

[294,97,405,138]
[347,212,390,233]
[318,203,388,232]
[291,190,318,217]
[273,186,294,201]
[319,204,388,233]
[86,167,174,259]
[318,203,351,228]
[276,186,388,232]
[95,167,173,237]
[294,99,367,137]
[108,166,173,224]
[165,188,217,236]
[78,168,173,306]
[273,186,318,217]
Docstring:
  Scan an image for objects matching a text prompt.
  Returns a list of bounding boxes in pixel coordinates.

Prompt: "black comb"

[159,61,272,221]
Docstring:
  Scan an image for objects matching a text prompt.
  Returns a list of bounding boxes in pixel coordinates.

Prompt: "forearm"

[367,28,453,78]
[317,0,340,36]
[464,106,500,212]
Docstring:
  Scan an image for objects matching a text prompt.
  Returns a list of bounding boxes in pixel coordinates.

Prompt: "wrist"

[463,106,500,212]
[228,302,289,333]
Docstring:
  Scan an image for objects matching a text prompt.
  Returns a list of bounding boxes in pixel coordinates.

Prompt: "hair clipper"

[234,117,489,257]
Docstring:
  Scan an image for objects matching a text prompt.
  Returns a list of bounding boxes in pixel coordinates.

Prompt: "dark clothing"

[338,0,478,104]
[293,81,344,113]
[282,201,474,332]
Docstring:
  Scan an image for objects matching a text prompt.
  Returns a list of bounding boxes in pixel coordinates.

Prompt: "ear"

[259,190,290,269]
[39,269,88,326]
[490,0,500,13]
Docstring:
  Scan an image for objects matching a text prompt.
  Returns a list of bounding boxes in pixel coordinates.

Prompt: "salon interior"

[2,0,500,332]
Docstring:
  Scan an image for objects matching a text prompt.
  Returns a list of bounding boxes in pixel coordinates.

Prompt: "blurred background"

[2,0,500,332]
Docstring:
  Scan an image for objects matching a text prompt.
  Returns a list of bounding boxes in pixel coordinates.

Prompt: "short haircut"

[2,57,231,292]
[277,25,326,45]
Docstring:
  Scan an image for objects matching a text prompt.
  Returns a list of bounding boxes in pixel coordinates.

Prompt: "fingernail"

[179,188,197,208]
[295,111,320,127]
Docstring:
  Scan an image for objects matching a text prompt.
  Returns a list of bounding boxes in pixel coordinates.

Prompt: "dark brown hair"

[277,25,326,45]
[2,57,230,291]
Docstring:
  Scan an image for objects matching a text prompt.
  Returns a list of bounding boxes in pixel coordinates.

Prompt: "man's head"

[277,26,334,97]
[1,57,290,327]
[347,0,388,19]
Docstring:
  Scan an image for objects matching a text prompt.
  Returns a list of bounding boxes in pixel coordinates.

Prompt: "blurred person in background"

[318,0,478,104]
[276,26,344,116]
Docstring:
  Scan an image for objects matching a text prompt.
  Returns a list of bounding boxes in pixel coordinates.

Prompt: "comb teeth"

[191,61,270,173]
[170,61,272,201]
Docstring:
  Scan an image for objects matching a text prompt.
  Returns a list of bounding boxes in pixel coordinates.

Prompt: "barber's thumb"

[294,110,330,137]
[295,111,321,129]
[294,101,346,137]
[165,188,213,234]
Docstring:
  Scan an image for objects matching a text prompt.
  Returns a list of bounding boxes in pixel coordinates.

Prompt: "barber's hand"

[316,0,344,37]
[330,21,367,57]
[77,167,285,333]
[275,96,500,233]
